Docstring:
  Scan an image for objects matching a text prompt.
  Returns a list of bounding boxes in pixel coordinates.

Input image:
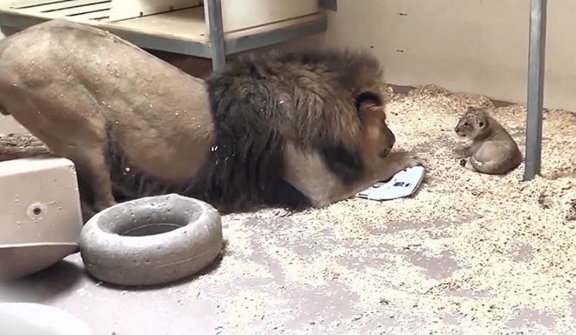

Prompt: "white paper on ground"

[356,166,425,201]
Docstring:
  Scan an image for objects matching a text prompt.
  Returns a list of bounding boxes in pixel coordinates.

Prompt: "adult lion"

[0,19,420,220]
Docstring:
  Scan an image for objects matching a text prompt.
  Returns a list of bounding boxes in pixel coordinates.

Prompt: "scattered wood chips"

[4,84,574,334]
[188,84,576,335]
[0,133,51,161]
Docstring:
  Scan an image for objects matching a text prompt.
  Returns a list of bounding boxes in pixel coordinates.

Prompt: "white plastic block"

[0,158,83,245]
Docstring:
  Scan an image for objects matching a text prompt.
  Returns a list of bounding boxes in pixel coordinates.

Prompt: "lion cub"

[453,107,522,175]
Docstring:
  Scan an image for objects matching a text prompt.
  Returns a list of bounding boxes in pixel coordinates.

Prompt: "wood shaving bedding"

[188,84,576,335]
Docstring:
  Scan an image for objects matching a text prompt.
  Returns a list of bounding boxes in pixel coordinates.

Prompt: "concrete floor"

[0,215,562,335]
[0,252,219,335]
[0,217,470,335]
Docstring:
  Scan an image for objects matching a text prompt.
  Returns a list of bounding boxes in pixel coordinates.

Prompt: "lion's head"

[356,92,396,160]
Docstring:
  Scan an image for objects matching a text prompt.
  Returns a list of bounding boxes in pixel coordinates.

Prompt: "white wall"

[1,1,574,111]
[307,0,576,111]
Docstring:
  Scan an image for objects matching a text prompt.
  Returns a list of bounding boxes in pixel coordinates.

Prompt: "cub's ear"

[464,106,476,115]
[354,91,383,111]
[474,115,488,129]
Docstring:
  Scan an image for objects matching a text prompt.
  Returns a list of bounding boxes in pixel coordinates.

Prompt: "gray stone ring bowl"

[79,194,223,286]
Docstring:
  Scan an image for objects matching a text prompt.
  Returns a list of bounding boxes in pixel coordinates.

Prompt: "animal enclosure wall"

[0,0,573,111]
[298,0,576,112]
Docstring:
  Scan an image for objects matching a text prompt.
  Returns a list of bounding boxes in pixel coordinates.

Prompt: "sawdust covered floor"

[3,85,576,335]
[190,84,576,335]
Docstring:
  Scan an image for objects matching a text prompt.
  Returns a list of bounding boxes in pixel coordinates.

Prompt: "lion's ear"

[354,91,383,111]
[357,102,387,128]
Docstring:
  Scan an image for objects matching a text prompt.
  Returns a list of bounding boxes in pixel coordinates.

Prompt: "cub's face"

[454,109,488,139]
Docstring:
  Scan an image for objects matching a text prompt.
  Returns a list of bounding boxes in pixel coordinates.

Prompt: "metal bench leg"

[206,0,226,73]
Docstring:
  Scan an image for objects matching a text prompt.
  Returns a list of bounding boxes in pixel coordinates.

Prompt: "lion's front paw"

[395,152,423,169]
[378,152,424,181]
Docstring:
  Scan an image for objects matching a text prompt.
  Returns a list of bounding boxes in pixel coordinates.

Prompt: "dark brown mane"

[107,49,386,214]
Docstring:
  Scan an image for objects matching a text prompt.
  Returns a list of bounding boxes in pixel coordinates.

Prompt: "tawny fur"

[453,107,523,175]
[0,20,420,221]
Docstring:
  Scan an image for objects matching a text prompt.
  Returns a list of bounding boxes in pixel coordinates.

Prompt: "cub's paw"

[452,148,468,159]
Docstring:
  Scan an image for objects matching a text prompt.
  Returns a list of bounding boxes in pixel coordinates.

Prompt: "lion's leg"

[283,143,421,208]
[25,118,117,214]
[64,143,117,212]
[80,199,98,223]
[316,151,421,206]
[1,59,121,213]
